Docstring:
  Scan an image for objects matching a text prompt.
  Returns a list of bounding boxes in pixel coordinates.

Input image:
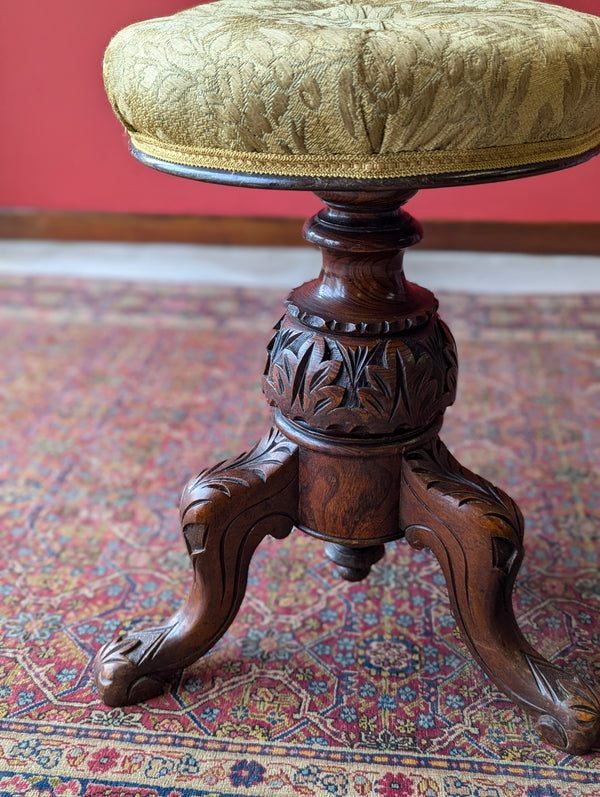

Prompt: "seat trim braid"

[129,126,600,181]
[130,141,600,191]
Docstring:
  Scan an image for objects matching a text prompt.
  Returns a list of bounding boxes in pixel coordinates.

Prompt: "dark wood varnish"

[94,187,600,755]
[95,430,298,707]
[323,542,385,582]
[401,439,600,755]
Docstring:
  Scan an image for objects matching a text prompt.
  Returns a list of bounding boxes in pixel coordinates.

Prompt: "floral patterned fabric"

[0,274,599,795]
[103,0,600,178]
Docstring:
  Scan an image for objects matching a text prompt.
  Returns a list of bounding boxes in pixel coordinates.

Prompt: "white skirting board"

[0,240,599,293]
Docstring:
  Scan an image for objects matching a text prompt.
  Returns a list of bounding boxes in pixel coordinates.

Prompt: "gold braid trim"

[130,128,600,179]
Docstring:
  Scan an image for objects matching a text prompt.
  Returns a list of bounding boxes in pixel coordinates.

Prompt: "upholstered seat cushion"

[103,0,600,179]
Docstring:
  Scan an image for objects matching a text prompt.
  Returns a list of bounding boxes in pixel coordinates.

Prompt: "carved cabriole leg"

[94,430,298,706]
[401,437,600,755]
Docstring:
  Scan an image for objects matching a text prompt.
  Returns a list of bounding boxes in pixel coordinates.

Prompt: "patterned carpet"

[0,273,599,796]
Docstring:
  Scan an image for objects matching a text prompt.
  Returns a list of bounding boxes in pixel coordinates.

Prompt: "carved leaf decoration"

[103,627,176,668]
[359,387,388,417]
[291,343,317,410]
[309,363,335,392]
[313,396,334,415]
[100,635,141,666]
[391,347,412,420]
[275,371,285,395]
[268,334,342,416]
[333,341,388,410]
[128,627,176,667]
[410,355,442,420]
[266,325,309,373]
[420,318,458,397]
[199,477,252,497]
[265,317,457,433]
[525,653,600,727]
[406,438,523,539]
[370,369,392,400]
[187,430,294,497]
[301,385,344,421]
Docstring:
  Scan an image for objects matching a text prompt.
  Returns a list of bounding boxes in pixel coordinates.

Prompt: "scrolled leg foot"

[94,429,298,706]
[400,437,600,755]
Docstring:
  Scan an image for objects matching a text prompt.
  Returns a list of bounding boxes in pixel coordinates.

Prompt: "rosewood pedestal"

[94,165,600,755]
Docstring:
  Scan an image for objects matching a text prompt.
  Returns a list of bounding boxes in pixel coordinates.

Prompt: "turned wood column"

[264,189,457,550]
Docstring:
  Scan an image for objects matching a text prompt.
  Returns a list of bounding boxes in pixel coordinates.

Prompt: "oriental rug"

[0,273,599,796]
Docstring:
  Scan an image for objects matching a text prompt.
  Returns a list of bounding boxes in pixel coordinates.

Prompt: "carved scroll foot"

[94,430,298,707]
[400,437,600,755]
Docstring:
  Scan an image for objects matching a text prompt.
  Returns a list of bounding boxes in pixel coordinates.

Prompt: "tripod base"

[94,189,600,755]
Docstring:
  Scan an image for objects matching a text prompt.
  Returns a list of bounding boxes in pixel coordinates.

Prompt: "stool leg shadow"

[401,436,600,755]
[94,429,298,707]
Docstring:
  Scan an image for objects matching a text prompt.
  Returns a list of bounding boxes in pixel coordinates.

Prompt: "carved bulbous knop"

[264,312,457,437]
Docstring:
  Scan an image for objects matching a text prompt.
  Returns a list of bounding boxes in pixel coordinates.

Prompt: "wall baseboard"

[1,210,599,255]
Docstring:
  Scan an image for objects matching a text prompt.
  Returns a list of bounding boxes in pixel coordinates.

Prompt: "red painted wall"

[2,0,599,223]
